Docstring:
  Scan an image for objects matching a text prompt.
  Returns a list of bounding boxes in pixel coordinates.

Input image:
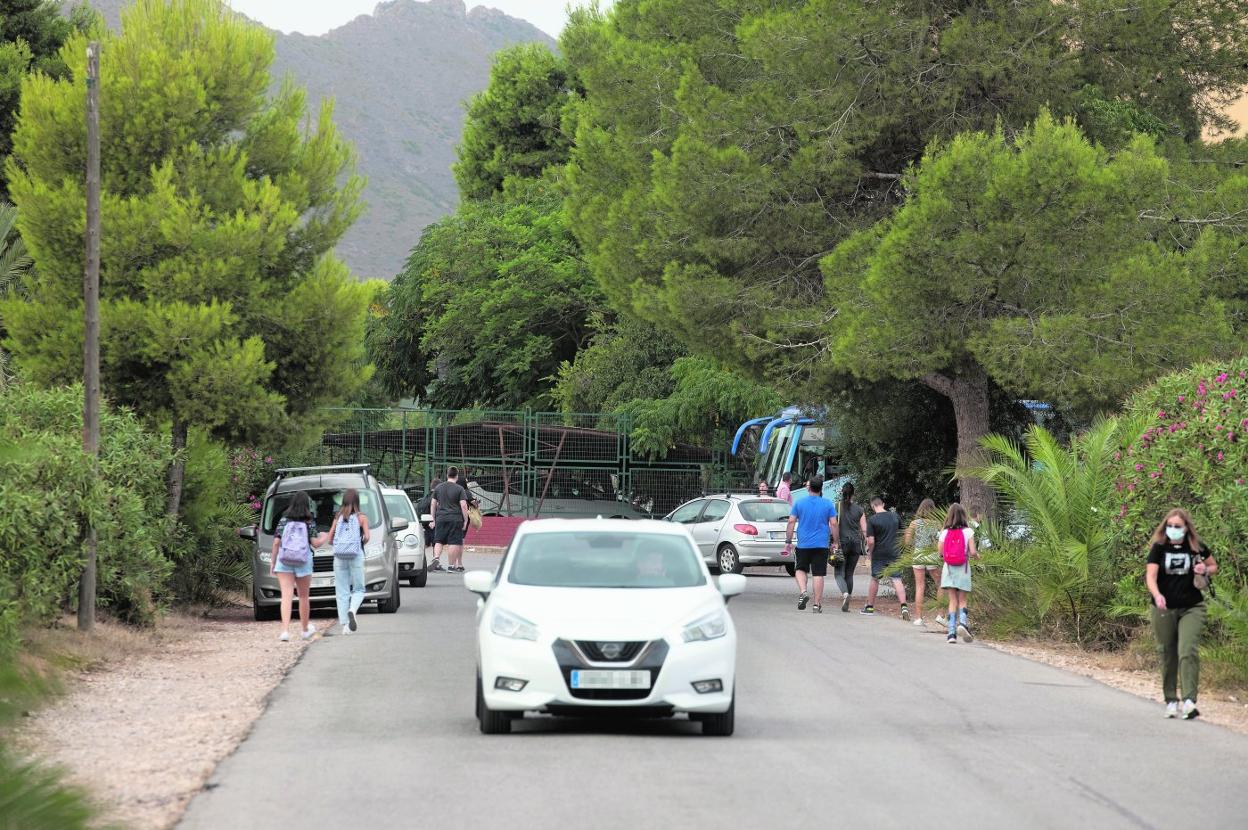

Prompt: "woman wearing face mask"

[1146,509,1218,720]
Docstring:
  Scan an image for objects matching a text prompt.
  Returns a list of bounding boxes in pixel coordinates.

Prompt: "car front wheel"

[700,693,735,737]
[377,568,400,613]
[476,673,511,734]
[717,544,744,575]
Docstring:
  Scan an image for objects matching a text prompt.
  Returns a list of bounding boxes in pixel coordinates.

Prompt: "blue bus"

[730,406,847,493]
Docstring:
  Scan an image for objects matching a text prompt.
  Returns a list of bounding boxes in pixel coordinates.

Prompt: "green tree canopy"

[2,0,369,515]
[370,175,600,409]
[0,1,93,199]
[823,115,1234,511]
[562,0,1248,382]
[454,43,574,201]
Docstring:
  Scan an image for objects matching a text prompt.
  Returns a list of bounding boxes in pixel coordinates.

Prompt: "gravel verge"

[16,607,308,829]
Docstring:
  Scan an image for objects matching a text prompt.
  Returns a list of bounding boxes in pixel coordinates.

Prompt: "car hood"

[491,584,724,641]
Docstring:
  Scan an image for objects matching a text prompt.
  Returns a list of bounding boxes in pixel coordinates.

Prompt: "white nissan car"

[465,519,744,736]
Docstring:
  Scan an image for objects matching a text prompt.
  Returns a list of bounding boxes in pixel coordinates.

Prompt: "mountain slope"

[66,0,554,278]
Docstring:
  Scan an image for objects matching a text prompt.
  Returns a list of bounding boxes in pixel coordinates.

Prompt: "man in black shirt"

[863,497,910,619]
[430,466,470,573]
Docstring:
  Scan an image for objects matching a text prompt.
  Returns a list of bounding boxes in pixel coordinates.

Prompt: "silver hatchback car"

[241,465,409,620]
[663,495,794,574]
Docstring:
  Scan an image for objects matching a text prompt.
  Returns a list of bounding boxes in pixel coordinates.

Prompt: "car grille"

[552,639,669,701]
[306,586,336,598]
[575,641,645,662]
[312,556,334,573]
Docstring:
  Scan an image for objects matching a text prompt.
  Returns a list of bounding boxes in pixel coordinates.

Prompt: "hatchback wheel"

[717,544,743,575]
[376,568,400,613]
[477,673,511,734]
[701,693,735,737]
[408,561,428,588]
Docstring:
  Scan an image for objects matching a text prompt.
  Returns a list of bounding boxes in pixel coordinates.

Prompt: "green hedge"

[0,385,172,653]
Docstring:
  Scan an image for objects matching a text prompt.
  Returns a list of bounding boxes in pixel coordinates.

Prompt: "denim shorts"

[274,557,313,578]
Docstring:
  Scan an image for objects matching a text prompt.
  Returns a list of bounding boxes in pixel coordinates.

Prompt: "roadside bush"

[0,385,172,653]
[972,419,1128,645]
[169,432,257,605]
[1112,356,1248,684]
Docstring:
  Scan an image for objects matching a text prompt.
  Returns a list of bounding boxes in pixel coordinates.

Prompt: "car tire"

[784,563,796,577]
[717,544,744,575]
[252,586,279,621]
[376,569,400,614]
[477,673,511,735]
[700,693,735,737]
[408,560,428,588]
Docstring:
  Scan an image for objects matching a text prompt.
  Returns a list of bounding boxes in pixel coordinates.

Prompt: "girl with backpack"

[938,502,979,643]
[272,491,329,642]
[328,488,371,636]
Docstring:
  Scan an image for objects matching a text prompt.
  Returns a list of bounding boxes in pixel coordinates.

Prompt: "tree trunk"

[166,418,188,519]
[922,364,994,518]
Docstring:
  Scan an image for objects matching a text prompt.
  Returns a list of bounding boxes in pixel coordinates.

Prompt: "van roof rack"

[273,464,371,480]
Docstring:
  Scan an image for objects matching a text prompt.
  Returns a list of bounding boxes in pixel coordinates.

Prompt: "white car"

[464,518,744,736]
[382,488,427,588]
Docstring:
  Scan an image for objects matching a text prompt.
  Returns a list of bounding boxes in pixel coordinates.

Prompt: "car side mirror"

[390,517,409,532]
[717,573,746,603]
[464,570,494,598]
[238,525,257,541]
[420,513,433,524]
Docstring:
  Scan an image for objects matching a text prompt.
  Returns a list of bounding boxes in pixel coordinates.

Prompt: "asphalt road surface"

[181,553,1248,830]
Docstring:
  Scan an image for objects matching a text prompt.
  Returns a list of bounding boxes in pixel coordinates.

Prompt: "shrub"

[1114,356,1248,684]
[973,419,1128,645]
[0,385,172,652]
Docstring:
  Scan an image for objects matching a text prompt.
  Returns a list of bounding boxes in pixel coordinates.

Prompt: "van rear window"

[263,489,381,534]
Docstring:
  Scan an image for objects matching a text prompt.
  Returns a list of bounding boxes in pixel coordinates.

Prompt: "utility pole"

[79,41,101,632]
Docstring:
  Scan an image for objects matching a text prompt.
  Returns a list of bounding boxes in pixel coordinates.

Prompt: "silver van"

[240,464,408,621]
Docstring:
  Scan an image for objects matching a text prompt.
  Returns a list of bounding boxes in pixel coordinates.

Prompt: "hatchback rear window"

[263,488,382,534]
[739,500,791,523]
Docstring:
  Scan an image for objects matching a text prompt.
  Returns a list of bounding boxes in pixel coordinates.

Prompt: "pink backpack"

[942,528,968,567]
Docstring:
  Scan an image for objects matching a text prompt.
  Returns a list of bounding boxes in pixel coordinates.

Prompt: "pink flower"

[264,456,273,464]
[1127,483,1136,492]
[1158,410,1167,419]
[1119,504,1128,517]
[1215,425,1224,431]
[1217,452,1225,462]
[1134,463,1144,472]
[1216,372,1229,384]
[1178,395,1186,403]
[1237,479,1246,486]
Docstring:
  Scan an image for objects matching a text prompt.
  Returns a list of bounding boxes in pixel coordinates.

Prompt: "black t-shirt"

[866,510,900,559]
[1148,541,1209,609]
[432,480,467,520]
[839,502,865,544]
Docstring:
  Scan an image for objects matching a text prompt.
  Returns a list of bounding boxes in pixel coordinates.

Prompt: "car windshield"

[739,500,791,523]
[262,488,381,535]
[384,494,415,521]
[507,531,706,589]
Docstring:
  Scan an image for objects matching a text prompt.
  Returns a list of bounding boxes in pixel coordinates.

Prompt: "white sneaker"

[1182,699,1199,720]
[935,614,946,626]
[301,624,316,641]
[913,617,925,626]
[341,625,353,636]
[278,631,290,642]
[1164,701,1179,719]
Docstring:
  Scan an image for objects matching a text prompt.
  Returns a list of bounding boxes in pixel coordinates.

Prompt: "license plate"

[769,531,786,540]
[570,670,651,690]
[312,576,333,588]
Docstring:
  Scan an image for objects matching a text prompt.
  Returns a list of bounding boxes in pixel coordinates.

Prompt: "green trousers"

[1150,603,1207,703]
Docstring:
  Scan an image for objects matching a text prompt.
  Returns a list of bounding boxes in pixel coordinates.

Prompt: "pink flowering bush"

[1114,357,1248,684]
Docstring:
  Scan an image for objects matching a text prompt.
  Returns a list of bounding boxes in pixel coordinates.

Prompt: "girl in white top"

[938,503,979,643]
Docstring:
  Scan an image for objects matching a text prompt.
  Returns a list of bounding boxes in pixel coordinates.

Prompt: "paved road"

[182,553,1248,830]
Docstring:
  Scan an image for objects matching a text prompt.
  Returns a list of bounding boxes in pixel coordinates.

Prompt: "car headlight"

[490,608,538,641]
[402,534,419,547]
[681,611,728,643]
[259,551,271,564]
[364,544,384,561]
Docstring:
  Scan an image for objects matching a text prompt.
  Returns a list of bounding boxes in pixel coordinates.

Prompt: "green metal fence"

[305,408,754,519]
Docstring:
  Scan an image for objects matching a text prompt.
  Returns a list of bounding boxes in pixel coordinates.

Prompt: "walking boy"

[429,467,470,573]
[863,497,910,619]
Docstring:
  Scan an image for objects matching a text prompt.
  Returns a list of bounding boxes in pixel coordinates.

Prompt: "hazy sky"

[226,1,609,39]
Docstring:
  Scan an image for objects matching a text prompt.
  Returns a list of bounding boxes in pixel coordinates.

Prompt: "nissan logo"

[600,642,624,660]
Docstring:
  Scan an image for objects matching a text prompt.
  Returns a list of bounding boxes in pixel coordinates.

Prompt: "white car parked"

[382,488,427,588]
[465,518,744,736]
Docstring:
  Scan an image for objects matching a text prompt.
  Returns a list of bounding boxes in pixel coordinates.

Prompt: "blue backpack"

[333,513,362,558]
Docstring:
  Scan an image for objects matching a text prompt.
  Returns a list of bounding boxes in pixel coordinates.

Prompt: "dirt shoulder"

[15,606,307,830]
